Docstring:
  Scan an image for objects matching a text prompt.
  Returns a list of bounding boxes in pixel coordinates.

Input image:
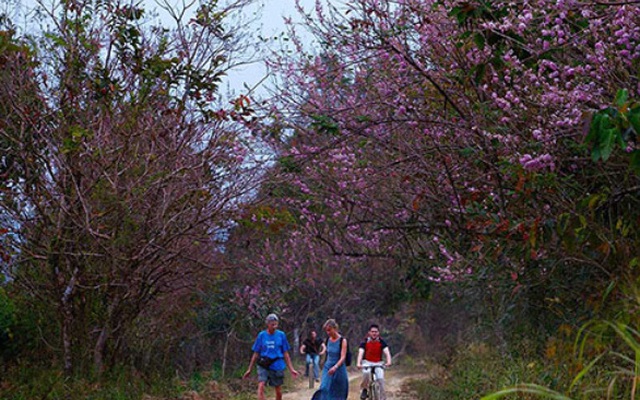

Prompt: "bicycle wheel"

[308,363,314,389]
[369,380,381,400]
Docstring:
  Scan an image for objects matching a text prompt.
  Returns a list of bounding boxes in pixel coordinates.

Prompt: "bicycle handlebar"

[357,363,388,370]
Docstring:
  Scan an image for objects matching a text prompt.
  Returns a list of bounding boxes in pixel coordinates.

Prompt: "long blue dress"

[316,337,348,400]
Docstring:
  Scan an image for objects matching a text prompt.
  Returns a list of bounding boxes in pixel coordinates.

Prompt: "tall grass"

[0,361,259,400]
[407,343,554,399]
[481,320,640,400]
[0,364,181,400]
[406,316,639,400]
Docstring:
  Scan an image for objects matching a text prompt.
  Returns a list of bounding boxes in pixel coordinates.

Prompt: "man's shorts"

[257,366,285,387]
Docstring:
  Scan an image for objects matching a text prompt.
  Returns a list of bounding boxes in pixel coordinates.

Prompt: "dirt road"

[281,366,430,400]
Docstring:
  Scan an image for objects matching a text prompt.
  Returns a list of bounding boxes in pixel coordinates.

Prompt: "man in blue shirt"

[243,313,299,400]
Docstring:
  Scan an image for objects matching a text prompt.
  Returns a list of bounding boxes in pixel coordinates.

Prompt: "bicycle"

[361,364,386,400]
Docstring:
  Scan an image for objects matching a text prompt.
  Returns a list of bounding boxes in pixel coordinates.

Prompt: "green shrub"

[0,364,181,400]
[409,342,560,400]
[481,280,640,400]
[0,285,16,360]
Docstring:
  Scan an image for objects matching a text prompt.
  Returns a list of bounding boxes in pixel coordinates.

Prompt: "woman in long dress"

[315,319,349,400]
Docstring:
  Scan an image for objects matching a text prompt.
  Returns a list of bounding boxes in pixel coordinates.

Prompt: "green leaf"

[601,280,617,303]
[615,89,629,108]
[481,383,574,400]
[585,113,600,144]
[278,155,301,173]
[473,33,485,50]
[310,114,340,136]
[600,125,618,162]
[459,147,476,157]
[629,150,640,175]
[44,32,67,47]
[569,353,605,391]
[473,63,486,84]
[448,6,463,22]
[628,106,640,135]
[610,322,640,353]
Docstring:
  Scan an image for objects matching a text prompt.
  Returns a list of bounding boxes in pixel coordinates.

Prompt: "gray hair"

[265,313,279,323]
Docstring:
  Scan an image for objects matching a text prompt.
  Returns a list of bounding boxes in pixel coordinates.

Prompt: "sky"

[220,0,318,97]
[9,0,322,97]
[139,0,323,97]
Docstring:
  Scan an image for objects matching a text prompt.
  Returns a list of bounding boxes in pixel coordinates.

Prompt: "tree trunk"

[94,299,119,374]
[221,328,233,379]
[61,301,74,376]
[61,267,79,377]
[293,327,300,356]
[94,326,108,374]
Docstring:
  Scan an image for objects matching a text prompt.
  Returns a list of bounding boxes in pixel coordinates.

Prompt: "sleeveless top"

[317,337,348,400]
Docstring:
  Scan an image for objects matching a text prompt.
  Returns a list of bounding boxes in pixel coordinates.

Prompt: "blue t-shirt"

[251,329,290,371]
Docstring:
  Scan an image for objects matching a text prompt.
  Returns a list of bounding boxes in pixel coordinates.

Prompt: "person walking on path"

[312,319,349,400]
[357,324,392,400]
[300,329,326,382]
[243,313,299,400]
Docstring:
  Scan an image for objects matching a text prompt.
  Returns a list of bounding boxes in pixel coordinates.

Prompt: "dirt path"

[281,366,431,400]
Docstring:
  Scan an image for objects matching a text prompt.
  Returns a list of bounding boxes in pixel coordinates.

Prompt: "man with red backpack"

[356,324,392,400]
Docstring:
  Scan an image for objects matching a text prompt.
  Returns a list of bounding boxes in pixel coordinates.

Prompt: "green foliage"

[0,29,45,187]
[237,204,296,234]
[586,89,640,173]
[479,277,640,400]
[448,1,507,28]
[410,344,554,400]
[310,114,340,136]
[0,285,16,358]
[481,384,573,400]
[0,364,181,400]
[572,320,640,399]
[278,155,302,173]
[187,371,206,392]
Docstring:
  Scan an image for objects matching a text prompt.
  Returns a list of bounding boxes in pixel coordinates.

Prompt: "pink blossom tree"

[255,0,640,335]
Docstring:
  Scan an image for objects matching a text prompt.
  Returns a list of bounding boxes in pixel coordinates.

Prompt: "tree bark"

[94,298,120,374]
[94,326,108,374]
[61,267,79,377]
[221,328,233,379]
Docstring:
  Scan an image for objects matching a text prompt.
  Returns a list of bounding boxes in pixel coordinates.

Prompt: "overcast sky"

[147,0,325,97]
[9,0,324,97]
[222,0,318,97]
